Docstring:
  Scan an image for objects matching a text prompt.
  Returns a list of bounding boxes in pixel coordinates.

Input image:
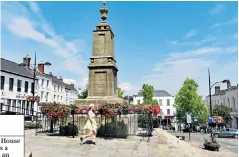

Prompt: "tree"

[152,99,159,105]
[140,84,154,105]
[117,88,124,98]
[213,105,232,125]
[78,84,88,99]
[174,78,209,125]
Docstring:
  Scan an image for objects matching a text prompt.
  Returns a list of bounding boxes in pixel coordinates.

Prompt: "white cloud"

[210,17,238,28]
[210,4,226,15]
[118,82,133,92]
[143,44,238,97]
[1,2,88,88]
[28,2,41,14]
[63,79,77,85]
[184,30,197,40]
[166,35,216,46]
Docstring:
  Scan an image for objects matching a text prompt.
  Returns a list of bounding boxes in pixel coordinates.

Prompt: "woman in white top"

[80,104,98,145]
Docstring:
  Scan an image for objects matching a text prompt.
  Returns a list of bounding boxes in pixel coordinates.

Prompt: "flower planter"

[59,123,78,136]
[204,142,220,151]
[204,145,219,151]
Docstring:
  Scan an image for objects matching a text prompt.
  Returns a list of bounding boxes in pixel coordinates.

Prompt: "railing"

[0,104,153,138]
[35,111,153,138]
[0,103,38,120]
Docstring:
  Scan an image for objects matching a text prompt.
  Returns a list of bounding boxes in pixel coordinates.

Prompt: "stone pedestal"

[75,97,128,107]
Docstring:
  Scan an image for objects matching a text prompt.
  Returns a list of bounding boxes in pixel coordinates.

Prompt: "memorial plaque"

[94,72,107,95]
[96,34,105,55]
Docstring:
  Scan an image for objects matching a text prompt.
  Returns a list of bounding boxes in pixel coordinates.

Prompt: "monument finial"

[100,1,108,22]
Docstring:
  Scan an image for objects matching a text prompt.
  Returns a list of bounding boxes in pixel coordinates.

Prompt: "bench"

[176,135,185,140]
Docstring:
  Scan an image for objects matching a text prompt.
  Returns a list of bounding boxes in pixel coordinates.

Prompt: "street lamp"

[208,68,228,116]
[19,52,51,131]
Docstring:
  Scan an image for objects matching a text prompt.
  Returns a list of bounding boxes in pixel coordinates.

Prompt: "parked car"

[212,128,238,138]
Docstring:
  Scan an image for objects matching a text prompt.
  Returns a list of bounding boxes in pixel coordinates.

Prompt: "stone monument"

[75,2,127,106]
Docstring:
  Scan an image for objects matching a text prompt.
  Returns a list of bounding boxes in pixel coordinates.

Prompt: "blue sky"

[1,1,238,97]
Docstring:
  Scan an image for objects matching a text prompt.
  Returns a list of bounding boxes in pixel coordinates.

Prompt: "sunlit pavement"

[169,131,238,154]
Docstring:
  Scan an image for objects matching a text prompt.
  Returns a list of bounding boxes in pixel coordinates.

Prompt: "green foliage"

[213,104,232,124]
[152,99,159,105]
[117,88,124,98]
[140,84,154,105]
[204,136,220,151]
[174,78,209,124]
[78,84,88,99]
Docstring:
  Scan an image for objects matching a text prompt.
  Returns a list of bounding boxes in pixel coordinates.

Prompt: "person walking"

[80,104,98,145]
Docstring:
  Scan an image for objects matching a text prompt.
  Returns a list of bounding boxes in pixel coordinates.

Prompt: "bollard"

[71,109,75,138]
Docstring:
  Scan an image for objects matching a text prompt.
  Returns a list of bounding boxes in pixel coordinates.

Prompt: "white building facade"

[0,58,35,115]
[1,55,78,117]
[65,84,78,105]
[205,82,238,129]
[133,90,176,127]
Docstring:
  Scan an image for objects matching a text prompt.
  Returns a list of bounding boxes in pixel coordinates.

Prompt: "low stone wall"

[75,114,138,137]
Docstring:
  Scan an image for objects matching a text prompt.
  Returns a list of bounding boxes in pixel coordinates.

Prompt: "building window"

[61,87,63,92]
[41,79,44,87]
[26,101,29,114]
[9,78,14,91]
[17,100,21,113]
[232,97,235,108]
[17,80,22,92]
[159,99,162,106]
[54,95,56,100]
[1,76,5,90]
[31,83,35,94]
[41,91,44,101]
[58,86,59,92]
[57,95,59,101]
[22,100,25,113]
[167,99,170,106]
[137,100,140,104]
[61,96,63,101]
[12,100,16,112]
[227,98,230,107]
[25,81,28,93]
[167,109,170,115]
[46,92,49,102]
[47,80,49,88]
[7,99,11,111]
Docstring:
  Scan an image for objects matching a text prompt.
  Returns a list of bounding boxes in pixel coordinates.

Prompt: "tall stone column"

[75,2,127,106]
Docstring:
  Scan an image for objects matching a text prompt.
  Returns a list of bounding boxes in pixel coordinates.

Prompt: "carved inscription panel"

[96,34,105,56]
[94,72,107,95]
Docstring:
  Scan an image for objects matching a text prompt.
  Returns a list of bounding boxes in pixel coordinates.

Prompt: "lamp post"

[208,68,228,116]
[19,52,51,133]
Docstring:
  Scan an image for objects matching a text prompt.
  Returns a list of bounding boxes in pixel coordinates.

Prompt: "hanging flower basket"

[26,96,40,102]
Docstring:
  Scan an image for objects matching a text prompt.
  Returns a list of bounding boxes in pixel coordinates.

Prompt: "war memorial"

[75,2,127,107]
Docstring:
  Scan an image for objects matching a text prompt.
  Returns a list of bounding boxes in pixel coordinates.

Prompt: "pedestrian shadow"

[82,140,94,144]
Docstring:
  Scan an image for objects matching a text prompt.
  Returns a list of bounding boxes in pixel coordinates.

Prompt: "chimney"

[38,61,45,73]
[59,76,63,81]
[215,86,220,94]
[49,72,52,76]
[23,54,31,69]
[69,83,74,88]
[227,80,231,89]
